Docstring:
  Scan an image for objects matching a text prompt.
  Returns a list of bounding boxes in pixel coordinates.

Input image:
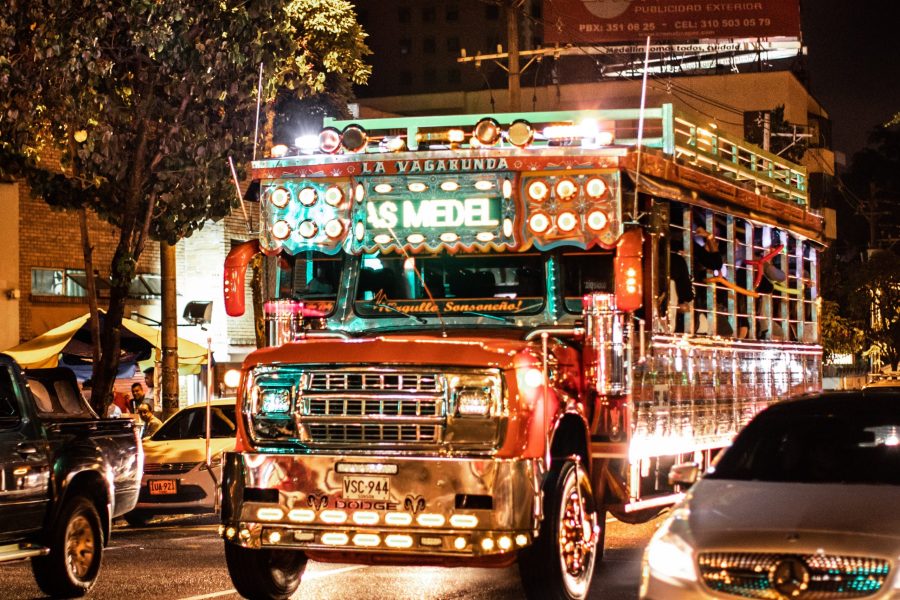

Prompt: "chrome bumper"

[220,452,543,557]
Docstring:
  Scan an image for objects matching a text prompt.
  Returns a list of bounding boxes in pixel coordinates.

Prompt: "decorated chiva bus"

[219,105,824,600]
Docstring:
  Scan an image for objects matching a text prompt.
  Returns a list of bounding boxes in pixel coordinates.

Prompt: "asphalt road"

[0,513,663,599]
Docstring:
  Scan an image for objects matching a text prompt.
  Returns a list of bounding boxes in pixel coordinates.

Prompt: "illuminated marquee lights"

[355,183,366,203]
[298,187,318,207]
[408,182,428,193]
[555,179,578,200]
[298,220,318,239]
[585,177,608,198]
[474,180,494,191]
[270,187,290,208]
[324,219,344,239]
[527,180,550,202]
[271,220,291,240]
[556,211,578,232]
[324,186,344,207]
[440,181,460,192]
[586,210,608,231]
[374,183,393,194]
[528,213,550,234]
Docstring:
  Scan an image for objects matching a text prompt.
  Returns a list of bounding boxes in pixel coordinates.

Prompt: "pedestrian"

[129,382,150,413]
[137,402,163,438]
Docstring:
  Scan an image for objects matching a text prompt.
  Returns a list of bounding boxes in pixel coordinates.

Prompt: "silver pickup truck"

[0,355,142,597]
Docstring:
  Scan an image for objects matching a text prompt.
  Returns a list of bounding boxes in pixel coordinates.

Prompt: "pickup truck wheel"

[31,496,103,598]
[224,541,306,600]
[518,459,600,600]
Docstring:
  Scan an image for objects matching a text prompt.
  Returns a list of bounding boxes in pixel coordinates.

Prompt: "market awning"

[3,311,208,373]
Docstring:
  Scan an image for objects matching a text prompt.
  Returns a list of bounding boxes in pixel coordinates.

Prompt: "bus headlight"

[445,371,505,448]
[449,372,503,418]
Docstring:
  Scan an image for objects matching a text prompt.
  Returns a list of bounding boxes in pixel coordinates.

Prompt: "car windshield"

[152,405,237,441]
[709,399,900,485]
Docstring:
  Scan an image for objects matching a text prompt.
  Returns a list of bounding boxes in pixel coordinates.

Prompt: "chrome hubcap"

[65,514,95,580]
[559,479,597,579]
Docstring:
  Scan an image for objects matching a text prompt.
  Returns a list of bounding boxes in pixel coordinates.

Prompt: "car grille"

[698,552,891,599]
[299,370,446,447]
[144,462,200,475]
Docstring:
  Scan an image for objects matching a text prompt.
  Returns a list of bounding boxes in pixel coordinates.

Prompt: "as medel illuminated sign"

[351,173,518,252]
[366,198,500,230]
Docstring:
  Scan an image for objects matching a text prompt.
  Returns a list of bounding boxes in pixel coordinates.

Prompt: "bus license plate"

[149,480,177,495]
[342,476,390,501]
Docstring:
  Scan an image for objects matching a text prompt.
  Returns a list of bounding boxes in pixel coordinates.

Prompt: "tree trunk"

[91,275,128,416]
[161,242,179,419]
[78,208,101,382]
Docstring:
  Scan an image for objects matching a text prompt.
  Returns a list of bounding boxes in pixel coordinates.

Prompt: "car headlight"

[199,453,223,471]
[644,508,697,584]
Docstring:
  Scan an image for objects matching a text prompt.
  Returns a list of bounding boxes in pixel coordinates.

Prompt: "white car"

[641,390,900,599]
[124,399,236,526]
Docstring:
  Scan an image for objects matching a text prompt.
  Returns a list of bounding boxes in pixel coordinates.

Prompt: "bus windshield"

[354,252,545,319]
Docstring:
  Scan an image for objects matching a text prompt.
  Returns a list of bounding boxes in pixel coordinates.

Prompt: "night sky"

[802,0,900,163]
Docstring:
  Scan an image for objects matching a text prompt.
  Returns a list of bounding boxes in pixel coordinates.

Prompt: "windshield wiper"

[361,301,427,324]
[455,311,512,323]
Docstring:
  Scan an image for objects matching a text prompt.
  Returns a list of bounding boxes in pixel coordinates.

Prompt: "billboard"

[544,0,801,44]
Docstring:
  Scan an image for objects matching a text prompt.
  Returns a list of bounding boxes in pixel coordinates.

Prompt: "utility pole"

[506,0,521,112]
[161,242,180,419]
[459,1,546,112]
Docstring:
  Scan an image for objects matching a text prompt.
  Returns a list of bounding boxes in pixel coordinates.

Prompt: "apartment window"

[485,4,500,19]
[423,37,437,54]
[422,5,436,22]
[399,71,413,86]
[446,36,461,53]
[128,274,162,299]
[399,38,412,56]
[446,6,459,21]
[398,7,411,23]
[447,69,461,84]
[31,268,86,297]
[423,68,437,85]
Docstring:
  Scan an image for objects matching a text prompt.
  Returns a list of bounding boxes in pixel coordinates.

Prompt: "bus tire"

[518,459,601,600]
[224,541,306,600]
[31,495,103,598]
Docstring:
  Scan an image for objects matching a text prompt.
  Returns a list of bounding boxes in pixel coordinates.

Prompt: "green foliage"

[819,299,865,363]
[846,250,900,370]
[0,0,369,405]
[0,0,370,244]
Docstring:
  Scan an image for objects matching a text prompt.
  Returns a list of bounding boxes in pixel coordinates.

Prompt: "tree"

[846,250,900,371]
[0,0,370,412]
